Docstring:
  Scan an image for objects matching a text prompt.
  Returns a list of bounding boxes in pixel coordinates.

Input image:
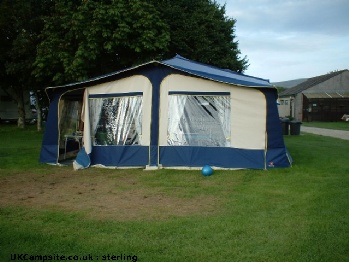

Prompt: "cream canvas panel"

[159,74,266,149]
[82,75,152,154]
[230,87,266,149]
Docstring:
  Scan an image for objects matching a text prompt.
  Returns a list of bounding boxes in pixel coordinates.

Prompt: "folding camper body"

[40,55,292,169]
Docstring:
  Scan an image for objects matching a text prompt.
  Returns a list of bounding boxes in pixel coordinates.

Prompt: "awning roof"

[46,55,272,96]
[161,55,271,87]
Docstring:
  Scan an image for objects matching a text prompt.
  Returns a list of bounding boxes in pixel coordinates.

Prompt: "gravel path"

[301,126,349,140]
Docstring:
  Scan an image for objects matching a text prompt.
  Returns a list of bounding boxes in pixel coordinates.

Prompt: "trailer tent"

[40,55,292,169]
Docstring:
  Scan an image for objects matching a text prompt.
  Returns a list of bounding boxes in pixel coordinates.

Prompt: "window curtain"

[89,96,143,146]
[167,95,230,147]
[167,95,188,145]
[89,98,104,137]
[215,96,231,146]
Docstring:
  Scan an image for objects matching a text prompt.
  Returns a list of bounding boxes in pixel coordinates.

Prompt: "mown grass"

[0,124,45,173]
[0,125,348,261]
[302,121,349,130]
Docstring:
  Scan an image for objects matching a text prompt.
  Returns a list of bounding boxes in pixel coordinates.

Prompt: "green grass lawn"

[0,124,348,261]
[0,124,45,173]
[302,121,349,131]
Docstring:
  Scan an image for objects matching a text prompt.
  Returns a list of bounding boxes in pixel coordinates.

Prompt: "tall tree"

[0,0,52,128]
[149,0,248,72]
[34,0,170,85]
[34,0,248,87]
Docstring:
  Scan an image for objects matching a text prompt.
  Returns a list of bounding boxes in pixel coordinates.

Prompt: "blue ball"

[202,165,213,176]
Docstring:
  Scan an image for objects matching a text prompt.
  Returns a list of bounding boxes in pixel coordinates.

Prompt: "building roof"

[279,69,348,97]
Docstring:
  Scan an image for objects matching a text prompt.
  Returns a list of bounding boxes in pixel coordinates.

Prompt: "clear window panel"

[167,95,231,147]
[89,96,143,146]
[59,99,83,148]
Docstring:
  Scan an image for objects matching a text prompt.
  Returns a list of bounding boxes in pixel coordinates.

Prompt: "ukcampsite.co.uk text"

[10,253,138,262]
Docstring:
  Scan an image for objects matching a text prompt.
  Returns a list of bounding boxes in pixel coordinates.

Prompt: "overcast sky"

[217,0,349,82]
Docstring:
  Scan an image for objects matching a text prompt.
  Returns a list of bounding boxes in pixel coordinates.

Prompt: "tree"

[0,0,52,128]
[149,0,248,72]
[34,0,170,85]
[34,0,248,87]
